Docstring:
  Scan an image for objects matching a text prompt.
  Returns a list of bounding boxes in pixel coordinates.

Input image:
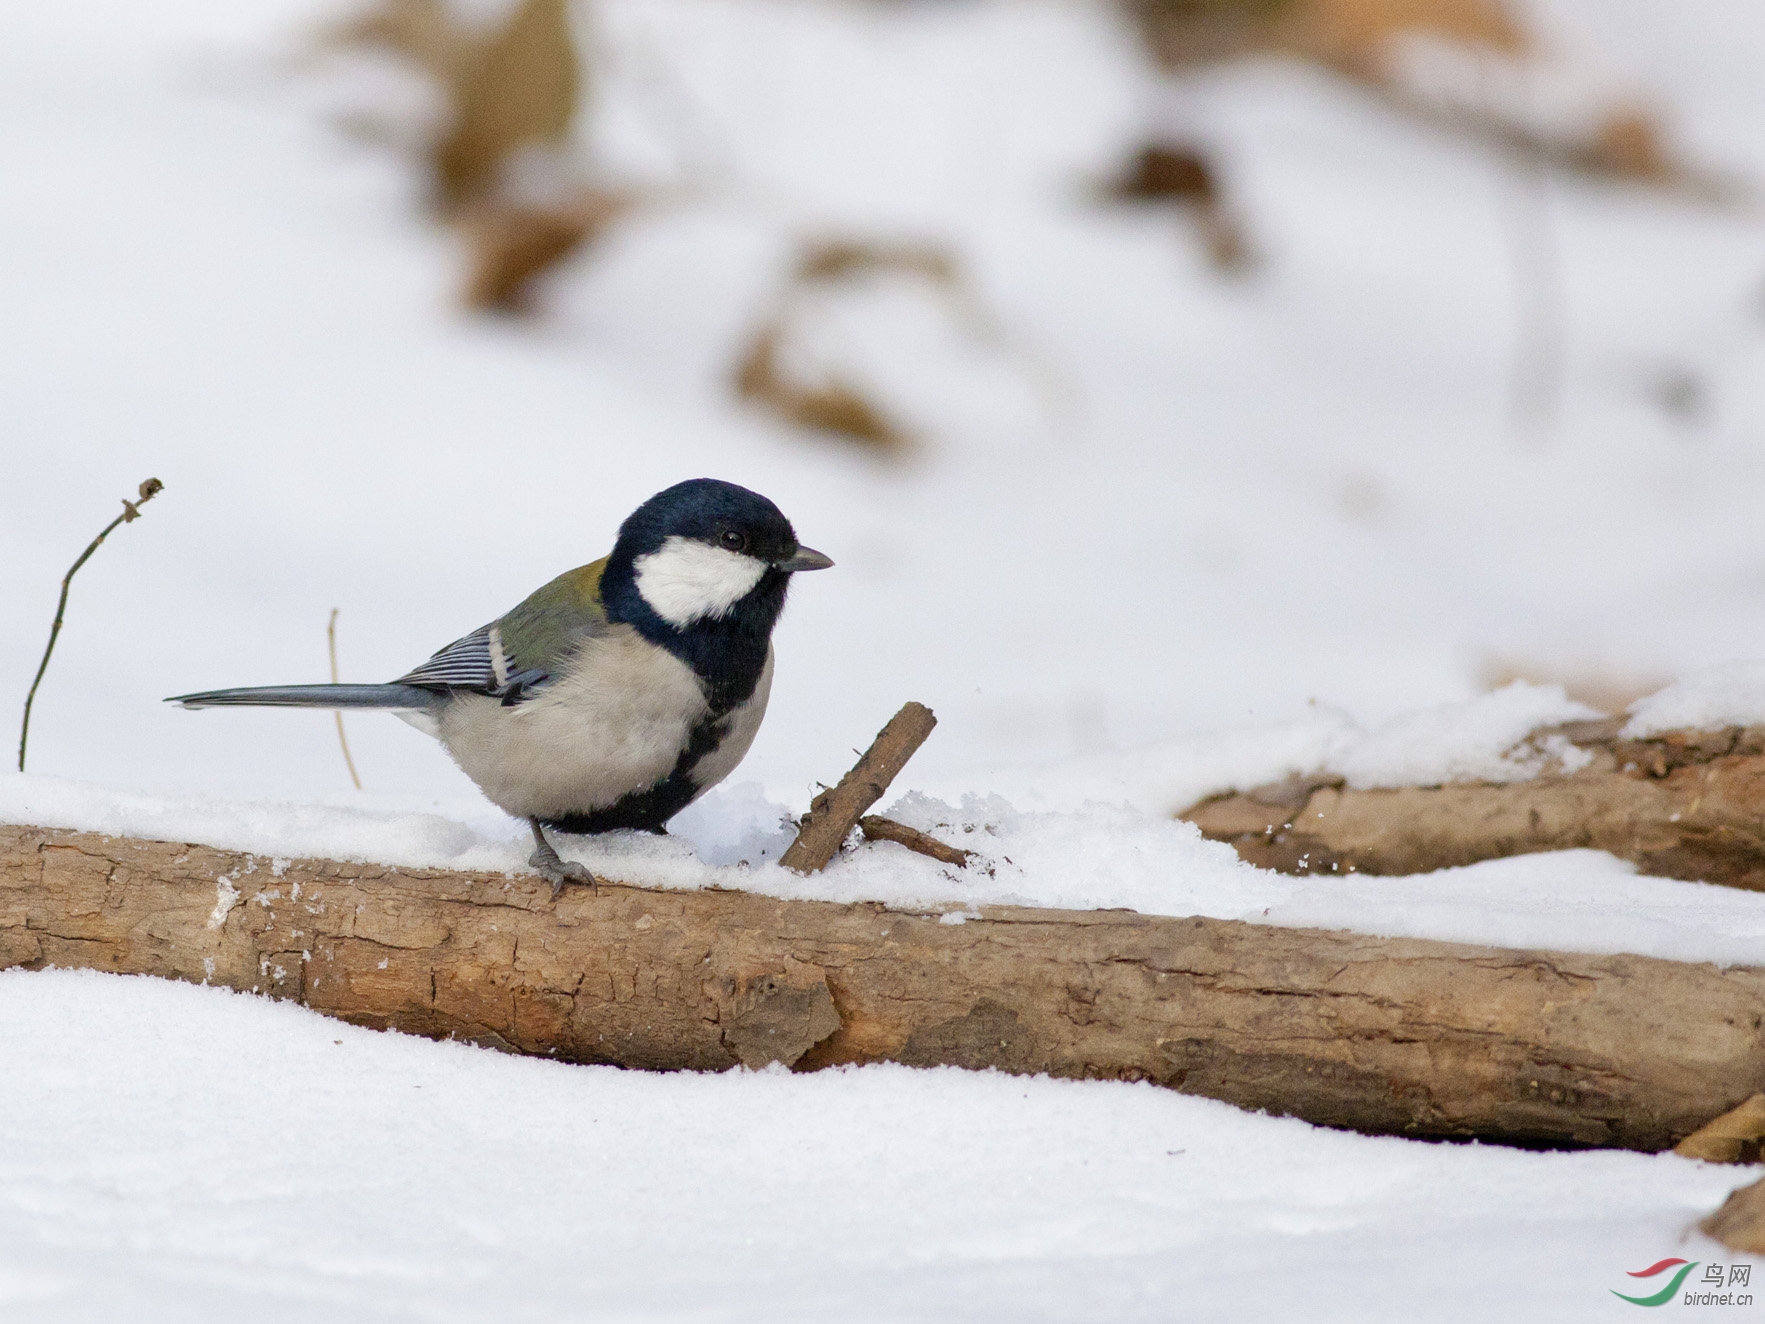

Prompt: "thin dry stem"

[18,479,164,772]
[327,609,363,791]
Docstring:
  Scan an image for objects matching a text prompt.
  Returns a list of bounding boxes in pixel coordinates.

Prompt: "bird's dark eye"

[719,529,748,553]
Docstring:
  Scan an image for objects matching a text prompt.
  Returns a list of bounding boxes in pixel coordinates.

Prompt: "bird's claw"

[527,819,599,897]
[528,850,598,897]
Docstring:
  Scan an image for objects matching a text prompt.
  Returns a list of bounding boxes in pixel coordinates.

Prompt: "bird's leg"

[528,818,599,897]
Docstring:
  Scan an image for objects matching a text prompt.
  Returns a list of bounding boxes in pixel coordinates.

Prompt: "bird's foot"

[528,819,599,898]
[528,849,597,897]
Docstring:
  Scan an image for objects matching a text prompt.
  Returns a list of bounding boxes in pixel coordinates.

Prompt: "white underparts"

[394,708,441,738]
[632,536,768,627]
[435,626,719,819]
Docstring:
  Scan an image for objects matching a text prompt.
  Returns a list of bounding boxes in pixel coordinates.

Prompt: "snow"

[9,0,1765,1311]
[1624,660,1765,737]
[0,968,1756,1323]
[11,770,1765,970]
[1328,680,1598,788]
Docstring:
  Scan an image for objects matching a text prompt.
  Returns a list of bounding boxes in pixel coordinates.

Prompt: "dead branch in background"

[326,609,363,791]
[18,479,164,773]
[780,702,941,872]
[6,822,1765,1152]
[1180,718,1765,889]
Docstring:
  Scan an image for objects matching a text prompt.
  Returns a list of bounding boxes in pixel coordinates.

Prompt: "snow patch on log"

[1625,661,1765,739]
[206,877,240,930]
[1330,681,1599,789]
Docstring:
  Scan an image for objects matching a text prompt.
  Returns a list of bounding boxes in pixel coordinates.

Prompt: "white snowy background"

[5,0,1765,1318]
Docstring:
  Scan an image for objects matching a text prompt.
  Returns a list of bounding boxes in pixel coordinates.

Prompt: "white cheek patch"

[633,536,768,627]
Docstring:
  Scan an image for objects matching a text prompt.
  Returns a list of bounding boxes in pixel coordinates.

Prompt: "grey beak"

[777,546,834,572]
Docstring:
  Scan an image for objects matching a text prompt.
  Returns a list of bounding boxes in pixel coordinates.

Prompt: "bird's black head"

[614,478,813,569]
[601,479,832,708]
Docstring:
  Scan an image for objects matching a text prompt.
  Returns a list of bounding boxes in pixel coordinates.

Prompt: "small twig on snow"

[858,815,974,868]
[18,478,165,772]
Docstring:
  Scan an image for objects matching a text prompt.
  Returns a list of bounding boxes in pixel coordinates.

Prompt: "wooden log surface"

[4,822,1764,1152]
[1181,719,1765,890]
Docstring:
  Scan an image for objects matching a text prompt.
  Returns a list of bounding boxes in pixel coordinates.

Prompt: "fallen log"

[4,822,1765,1152]
[1180,720,1765,890]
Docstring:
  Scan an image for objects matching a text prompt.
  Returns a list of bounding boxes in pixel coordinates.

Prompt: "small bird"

[170,479,832,890]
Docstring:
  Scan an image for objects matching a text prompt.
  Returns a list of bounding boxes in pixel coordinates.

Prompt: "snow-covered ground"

[0,969,1754,1323]
[7,0,1765,1317]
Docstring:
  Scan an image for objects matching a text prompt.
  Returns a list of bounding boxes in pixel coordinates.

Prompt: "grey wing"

[395,624,551,704]
[397,624,497,690]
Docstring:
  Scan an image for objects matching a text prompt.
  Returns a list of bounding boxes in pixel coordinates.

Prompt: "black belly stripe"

[543,707,731,835]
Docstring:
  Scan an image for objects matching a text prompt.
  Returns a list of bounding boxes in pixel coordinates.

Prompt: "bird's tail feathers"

[168,684,443,711]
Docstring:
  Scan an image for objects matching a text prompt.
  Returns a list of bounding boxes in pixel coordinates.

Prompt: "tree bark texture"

[1181,720,1765,890]
[4,823,1764,1151]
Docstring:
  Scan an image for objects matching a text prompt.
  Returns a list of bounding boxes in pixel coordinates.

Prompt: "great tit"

[170,478,833,889]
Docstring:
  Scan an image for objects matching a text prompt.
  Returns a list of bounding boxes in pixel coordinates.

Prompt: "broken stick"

[859,815,974,868]
[780,702,939,872]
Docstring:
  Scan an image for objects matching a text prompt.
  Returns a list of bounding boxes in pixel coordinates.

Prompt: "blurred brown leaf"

[333,0,613,308]
[1106,144,1253,271]
[796,240,956,287]
[1288,0,1526,76]
[1703,1175,1765,1253]
[461,193,629,311]
[734,325,908,452]
[1128,0,1524,71]
[730,239,1006,451]
[1112,144,1218,203]
[1123,0,1723,195]
[436,0,580,211]
[1586,108,1671,180]
[329,0,474,84]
